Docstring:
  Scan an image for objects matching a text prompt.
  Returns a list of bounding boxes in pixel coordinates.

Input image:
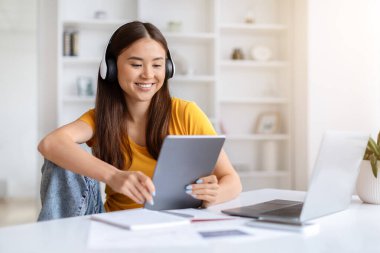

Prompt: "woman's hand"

[107,170,155,205]
[185,175,220,207]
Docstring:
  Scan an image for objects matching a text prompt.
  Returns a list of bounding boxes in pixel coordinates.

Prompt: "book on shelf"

[63,30,79,56]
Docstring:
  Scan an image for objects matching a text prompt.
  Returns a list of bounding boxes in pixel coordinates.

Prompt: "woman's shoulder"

[78,108,96,127]
[171,97,198,112]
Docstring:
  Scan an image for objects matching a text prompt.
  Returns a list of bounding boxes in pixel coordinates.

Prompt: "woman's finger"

[188,182,219,191]
[194,193,215,203]
[191,188,218,197]
[136,172,156,196]
[197,175,218,184]
[123,186,144,204]
[134,180,154,204]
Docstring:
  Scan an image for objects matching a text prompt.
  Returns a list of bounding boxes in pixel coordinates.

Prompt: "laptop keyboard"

[260,203,304,218]
[244,199,302,212]
[221,199,304,219]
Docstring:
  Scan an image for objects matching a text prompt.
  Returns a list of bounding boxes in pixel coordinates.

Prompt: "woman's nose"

[141,65,154,78]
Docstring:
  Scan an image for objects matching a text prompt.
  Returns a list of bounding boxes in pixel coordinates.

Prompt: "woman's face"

[116,37,166,104]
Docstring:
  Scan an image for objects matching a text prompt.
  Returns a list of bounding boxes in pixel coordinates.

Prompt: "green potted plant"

[363,134,380,178]
[356,132,380,204]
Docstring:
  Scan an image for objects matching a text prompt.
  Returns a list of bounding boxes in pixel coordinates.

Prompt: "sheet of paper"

[87,220,206,250]
[164,208,238,222]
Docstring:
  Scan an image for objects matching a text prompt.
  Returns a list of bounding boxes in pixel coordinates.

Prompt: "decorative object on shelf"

[261,141,278,171]
[244,10,255,24]
[94,10,107,19]
[231,48,244,60]
[170,51,188,75]
[250,46,272,61]
[77,76,94,96]
[356,133,380,204]
[63,30,79,56]
[167,21,182,32]
[255,112,280,134]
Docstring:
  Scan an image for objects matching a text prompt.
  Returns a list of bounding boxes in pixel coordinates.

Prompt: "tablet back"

[145,135,225,210]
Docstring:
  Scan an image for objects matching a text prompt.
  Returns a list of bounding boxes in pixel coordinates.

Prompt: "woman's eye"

[131,64,142,68]
[153,64,162,68]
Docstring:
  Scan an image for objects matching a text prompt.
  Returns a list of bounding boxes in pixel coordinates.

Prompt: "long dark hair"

[92,21,172,170]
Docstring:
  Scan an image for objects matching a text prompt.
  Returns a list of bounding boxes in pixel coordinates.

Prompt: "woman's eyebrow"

[127,56,143,61]
[127,56,164,61]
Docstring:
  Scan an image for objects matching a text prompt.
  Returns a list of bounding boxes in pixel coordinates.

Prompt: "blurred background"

[1,0,380,227]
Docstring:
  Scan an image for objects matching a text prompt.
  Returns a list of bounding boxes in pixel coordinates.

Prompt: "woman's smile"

[135,82,155,90]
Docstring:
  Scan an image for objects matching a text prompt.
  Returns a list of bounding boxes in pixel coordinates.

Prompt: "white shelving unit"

[217,0,293,190]
[56,0,295,191]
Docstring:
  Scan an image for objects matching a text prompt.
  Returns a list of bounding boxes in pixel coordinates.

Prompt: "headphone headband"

[99,25,175,82]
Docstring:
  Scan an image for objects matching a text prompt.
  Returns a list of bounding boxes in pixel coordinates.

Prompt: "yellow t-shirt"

[79,97,217,211]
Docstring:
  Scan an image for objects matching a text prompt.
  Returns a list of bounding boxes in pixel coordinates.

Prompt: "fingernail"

[185,185,192,190]
[152,191,156,197]
[185,190,192,195]
[149,199,154,205]
[191,194,197,199]
[196,179,203,184]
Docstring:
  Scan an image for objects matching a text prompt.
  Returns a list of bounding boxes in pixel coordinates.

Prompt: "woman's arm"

[187,149,242,207]
[38,120,155,204]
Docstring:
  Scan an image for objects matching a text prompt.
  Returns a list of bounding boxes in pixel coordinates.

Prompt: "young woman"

[38,21,242,221]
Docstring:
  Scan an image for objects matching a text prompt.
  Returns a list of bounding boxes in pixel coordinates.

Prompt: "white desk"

[1,189,379,253]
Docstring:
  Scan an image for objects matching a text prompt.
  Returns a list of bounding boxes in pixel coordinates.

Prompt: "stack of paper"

[91,208,190,230]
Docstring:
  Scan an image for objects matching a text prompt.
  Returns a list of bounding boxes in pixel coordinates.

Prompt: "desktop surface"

[0,189,379,253]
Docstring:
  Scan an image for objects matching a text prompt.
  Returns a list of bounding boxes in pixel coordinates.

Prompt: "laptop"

[222,131,369,225]
[145,135,225,211]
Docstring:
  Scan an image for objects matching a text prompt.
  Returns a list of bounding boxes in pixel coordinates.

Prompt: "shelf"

[237,171,290,178]
[171,75,215,83]
[63,19,130,29]
[220,97,288,104]
[226,134,290,141]
[220,23,288,32]
[164,32,215,41]
[220,60,288,68]
[62,57,100,65]
[63,96,95,103]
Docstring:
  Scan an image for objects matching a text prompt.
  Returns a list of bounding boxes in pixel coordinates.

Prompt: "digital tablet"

[144,135,225,211]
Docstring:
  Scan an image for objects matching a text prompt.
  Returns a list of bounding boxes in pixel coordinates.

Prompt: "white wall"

[293,0,308,190]
[307,0,380,174]
[0,0,38,197]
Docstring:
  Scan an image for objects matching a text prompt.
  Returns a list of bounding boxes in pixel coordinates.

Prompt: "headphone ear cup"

[106,58,117,83]
[165,58,175,80]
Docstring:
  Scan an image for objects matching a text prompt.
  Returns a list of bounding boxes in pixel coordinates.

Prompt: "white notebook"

[91,208,190,231]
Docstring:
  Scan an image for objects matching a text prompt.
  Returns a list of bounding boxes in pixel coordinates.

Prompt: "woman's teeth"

[136,83,153,88]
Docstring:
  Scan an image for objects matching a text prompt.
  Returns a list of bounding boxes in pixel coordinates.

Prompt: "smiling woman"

[36,21,242,221]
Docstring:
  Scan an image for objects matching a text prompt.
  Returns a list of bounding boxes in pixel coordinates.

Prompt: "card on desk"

[91,208,190,231]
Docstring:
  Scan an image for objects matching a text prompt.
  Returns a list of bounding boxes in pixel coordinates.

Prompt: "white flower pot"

[356,160,380,204]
